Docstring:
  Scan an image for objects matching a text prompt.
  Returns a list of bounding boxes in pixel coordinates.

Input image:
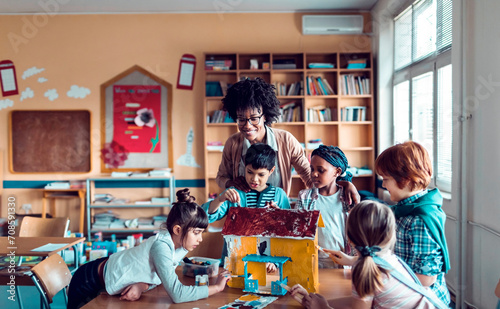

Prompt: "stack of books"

[346,58,367,69]
[272,59,296,70]
[340,75,370,95]
[153,215,168,228]
[207,141,224,151]
[307,106,337,122]
[278,101,301,123]
[92,211,119,230]
[93,193,115,203]
[137,217,155,229]
[306,76,335,96]
[205,59,232,71]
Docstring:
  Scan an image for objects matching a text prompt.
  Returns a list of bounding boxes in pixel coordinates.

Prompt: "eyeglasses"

[236,114,264,126]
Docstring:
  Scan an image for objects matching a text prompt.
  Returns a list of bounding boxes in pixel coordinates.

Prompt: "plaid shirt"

[393,190,451,306]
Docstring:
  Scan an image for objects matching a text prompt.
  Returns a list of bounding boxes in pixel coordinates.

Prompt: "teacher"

[215,78,359,204]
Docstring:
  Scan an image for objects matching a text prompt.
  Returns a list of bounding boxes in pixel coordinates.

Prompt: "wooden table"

[0,236,85,267]
[83,268,353,308]
[41,188,86,233]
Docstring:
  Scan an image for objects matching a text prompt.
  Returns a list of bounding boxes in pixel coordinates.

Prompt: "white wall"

[372,0,500,307]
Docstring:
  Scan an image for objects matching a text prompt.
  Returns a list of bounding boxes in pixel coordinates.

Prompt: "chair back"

[19,217,70,237]
[31,254,72,304]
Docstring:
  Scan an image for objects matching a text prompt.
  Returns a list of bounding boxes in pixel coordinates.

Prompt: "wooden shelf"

[203,52,375,198]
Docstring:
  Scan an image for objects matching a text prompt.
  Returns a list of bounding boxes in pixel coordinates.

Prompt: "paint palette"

[218,293,278,309]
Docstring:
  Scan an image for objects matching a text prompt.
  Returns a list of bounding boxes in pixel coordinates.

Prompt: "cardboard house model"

[222,207,324,295]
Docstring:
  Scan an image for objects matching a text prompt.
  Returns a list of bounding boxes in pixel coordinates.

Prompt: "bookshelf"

[203,52,375,199]
[85,176,175,239]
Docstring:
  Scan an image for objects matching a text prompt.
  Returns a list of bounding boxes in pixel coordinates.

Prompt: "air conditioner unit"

[302,15,364,35]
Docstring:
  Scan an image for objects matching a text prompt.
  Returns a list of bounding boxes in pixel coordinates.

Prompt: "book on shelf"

[307,106,336,122]
[93,193,115,203]
[272,59,296,70]
[205,59,232,70]
[340,75,370,95]
[205,81,223,96]
[219,81,229,96]
[151,197,170,204]
[111,171,132,177]
[340,106,367,121]
[149,169,172,177]
[207,141,224,151]
[135,200,152,205]
[346,58,367,69]
[130,172,149,177]
[308,63,335,69]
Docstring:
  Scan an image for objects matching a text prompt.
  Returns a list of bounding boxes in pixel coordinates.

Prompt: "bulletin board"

[101,65,173,172]
[9,110,91,173]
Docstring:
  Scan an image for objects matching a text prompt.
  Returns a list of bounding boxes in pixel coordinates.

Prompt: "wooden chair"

[18,216,70,237]
[0,216,70,309]
[29,253,72,309]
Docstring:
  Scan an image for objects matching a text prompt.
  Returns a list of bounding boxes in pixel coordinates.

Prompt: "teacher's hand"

[226,176,251,192]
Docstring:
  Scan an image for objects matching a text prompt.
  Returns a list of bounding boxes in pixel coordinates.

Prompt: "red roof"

[221,207,321,239]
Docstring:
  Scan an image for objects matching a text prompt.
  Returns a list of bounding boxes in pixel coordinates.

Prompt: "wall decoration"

[38,77,48,83]
[0,99,14,110]
[22,66,45,79]
[44,88,58,101]
[177,127,200,168]
[176,54,196,90]
[67,85,90,99]
[101,65,173,172]
[20,87,34,101]
[0,60,19,96]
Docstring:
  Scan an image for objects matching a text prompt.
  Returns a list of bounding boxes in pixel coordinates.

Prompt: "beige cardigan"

[215,127,312,195]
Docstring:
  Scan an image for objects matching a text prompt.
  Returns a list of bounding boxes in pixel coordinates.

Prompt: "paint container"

[127,235,135,248]
[195,274,209,286]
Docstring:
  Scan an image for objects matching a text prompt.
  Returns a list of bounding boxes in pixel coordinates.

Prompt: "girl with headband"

[294,145,356,268]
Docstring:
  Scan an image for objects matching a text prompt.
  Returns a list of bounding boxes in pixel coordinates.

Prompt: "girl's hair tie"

[355,245,381,258]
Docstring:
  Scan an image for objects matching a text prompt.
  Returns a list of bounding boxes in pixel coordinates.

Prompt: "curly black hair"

[222,77,281,126]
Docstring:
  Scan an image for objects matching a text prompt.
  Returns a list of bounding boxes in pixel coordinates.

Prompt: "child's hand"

[266,262,278,273]
[119,282,149,301]
[304,292,332,309]
[264,201,279,209]
[289,284,308,305]
[216,270,231,290]
[219,188,241,204]
[323,249,356,266]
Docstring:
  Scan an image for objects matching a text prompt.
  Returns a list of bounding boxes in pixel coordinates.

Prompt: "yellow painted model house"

[222,207,324,295]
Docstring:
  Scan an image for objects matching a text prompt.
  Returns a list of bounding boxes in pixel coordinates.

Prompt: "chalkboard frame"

[9,110,92,173]
[101,65,173,173]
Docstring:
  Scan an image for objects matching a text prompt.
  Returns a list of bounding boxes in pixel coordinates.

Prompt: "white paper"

[31,243,69,252]
[1,68,16,91]
[178,63,194,86]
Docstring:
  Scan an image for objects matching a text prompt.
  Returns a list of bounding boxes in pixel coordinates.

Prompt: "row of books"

[340,75,370,95]
[208,110,235,123]
[273,81,303,96]
[306,106,337,122]
[340,106,367,121]
[306,76,335,96]
[206,81,231,97]
[92,212,168,230]
[205,59,233,71]
[272,59,296,69]
[277,101,302,122]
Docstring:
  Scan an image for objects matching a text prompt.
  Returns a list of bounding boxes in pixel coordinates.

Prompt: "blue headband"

[312,145,352,182]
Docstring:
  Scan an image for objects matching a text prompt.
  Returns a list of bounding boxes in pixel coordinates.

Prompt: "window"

[393,0,453,192]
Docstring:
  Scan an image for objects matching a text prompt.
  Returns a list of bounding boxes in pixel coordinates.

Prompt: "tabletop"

[83,268,353,308]
[0,237,85,256]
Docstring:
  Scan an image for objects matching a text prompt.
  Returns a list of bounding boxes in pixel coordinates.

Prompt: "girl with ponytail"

[290,200,448,308]
[68,188,230,308]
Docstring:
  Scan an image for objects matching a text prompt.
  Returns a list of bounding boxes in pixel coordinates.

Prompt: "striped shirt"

[202,185,290,223]
[393,191,451,306]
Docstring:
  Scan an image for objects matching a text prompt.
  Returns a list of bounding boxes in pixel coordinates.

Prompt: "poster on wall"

[112,85,162,153]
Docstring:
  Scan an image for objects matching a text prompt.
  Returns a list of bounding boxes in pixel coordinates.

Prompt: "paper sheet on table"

[31,243,69,252]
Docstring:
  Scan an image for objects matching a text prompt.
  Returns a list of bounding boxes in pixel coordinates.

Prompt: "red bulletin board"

[112,85,161,153]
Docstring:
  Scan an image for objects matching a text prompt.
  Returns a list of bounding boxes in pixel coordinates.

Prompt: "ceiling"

[0,0,378,14]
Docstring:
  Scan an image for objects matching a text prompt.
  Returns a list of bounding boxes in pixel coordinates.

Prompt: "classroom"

[0,0,499,308]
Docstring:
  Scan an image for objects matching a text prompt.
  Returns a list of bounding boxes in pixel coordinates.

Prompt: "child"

[203,143,290,220]
[290,200,449,309]
[294,145,354,268]
[202,143,290,271]
[67,189,230,308]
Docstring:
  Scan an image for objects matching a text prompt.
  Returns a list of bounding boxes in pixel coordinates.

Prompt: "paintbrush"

[278,282,304,302]
[316,245,326,253]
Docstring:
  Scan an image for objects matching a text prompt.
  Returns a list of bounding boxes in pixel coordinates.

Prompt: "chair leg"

[15,285,24,309]
[63,287,69,307]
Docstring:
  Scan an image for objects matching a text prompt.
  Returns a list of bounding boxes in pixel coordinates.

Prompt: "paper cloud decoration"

[20,87,34,101]
[22,67,45,79]
[44,89,58,101]
[38,77,48,83]
[67,85,91,99]
[0,99,14,110]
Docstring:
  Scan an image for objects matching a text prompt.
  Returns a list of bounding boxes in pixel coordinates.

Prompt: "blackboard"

[10,110,91,173]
